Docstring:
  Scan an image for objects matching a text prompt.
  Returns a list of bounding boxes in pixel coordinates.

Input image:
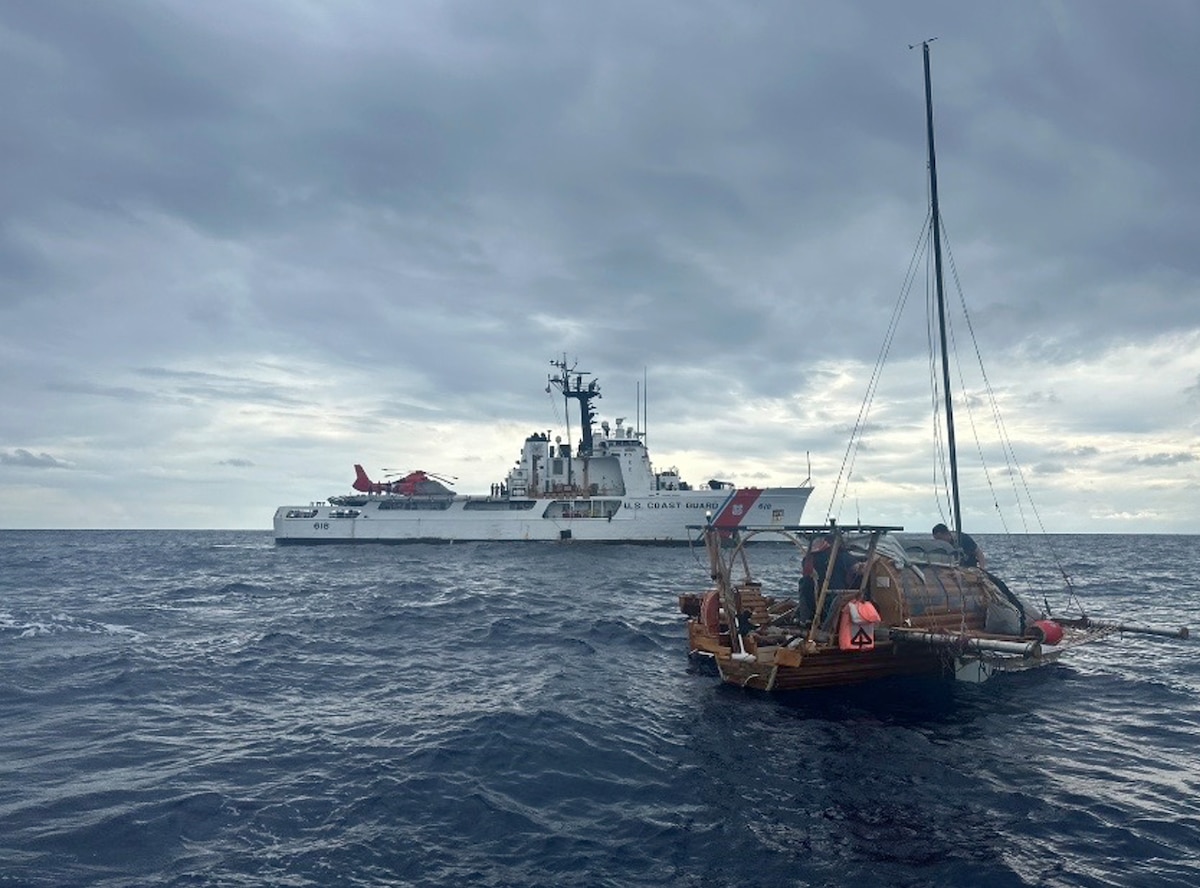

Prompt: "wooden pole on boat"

[805,524,843,649]
[704,521,754,662]
[922,40,964,543]
[1061,617,1190,641]
[855,529,883,597]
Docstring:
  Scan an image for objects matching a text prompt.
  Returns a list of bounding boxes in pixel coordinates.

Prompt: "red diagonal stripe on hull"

[713,489,763,529]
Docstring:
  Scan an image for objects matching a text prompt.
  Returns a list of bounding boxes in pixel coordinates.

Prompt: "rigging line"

[940,255,1010,539]
[931,213,1009,538]
[942,229,1031,540]
[545,384,566,438]
[828,209,932,520]
[942,232,1066,545]
[938,222,1083,612]
[830,213,928,516]
[940,225,1076,597]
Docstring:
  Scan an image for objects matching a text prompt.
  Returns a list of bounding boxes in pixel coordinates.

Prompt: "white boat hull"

[274,486,812,544]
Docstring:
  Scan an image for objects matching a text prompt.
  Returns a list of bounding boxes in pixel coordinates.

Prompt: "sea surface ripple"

[1,531,1198,887]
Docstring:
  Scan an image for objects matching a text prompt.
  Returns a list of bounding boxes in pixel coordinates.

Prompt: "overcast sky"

[1,1,1197,532]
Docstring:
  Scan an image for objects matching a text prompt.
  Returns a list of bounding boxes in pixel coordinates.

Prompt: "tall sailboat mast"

[922,40,964,541]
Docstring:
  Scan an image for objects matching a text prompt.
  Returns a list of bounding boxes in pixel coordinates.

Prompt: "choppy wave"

[0,530,1197,887]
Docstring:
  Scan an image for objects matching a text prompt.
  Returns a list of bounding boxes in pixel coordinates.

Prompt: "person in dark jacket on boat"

[799,534,864,625]
[811,541,858,591]
[932,523,986,569]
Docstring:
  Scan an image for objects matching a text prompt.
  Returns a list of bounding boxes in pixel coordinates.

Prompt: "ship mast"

[549,357,601,492]
[922,40,964,543]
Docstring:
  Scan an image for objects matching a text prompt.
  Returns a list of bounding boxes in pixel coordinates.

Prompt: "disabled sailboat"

[678,43,1189,691]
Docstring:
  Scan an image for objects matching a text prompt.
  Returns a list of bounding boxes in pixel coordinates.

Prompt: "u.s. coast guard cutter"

[273,359,813,543]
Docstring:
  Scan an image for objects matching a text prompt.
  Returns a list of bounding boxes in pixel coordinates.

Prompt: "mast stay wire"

[545,380,566,441]
[828,204,1078,608]
[828,209,932,521]
[938,219,1078,601]
[827,206,1079,608]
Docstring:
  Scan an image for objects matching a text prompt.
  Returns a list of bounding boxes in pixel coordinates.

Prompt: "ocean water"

[1,531,1198,888]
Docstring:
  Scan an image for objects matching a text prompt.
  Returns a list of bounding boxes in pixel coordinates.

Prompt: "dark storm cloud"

[7,2,1193,370]
[1,4,266,236]
[4,1,919,377]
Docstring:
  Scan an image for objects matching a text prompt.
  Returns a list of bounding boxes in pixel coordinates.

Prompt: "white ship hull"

[274,486,812,544]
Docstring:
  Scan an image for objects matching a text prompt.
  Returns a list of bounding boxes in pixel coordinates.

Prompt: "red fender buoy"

[1030,619,1064,646]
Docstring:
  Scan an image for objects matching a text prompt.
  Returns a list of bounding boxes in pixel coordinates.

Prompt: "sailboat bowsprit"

[678,44,1190,693]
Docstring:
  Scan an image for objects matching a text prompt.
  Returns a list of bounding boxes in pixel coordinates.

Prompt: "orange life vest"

[838,600,882,652]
